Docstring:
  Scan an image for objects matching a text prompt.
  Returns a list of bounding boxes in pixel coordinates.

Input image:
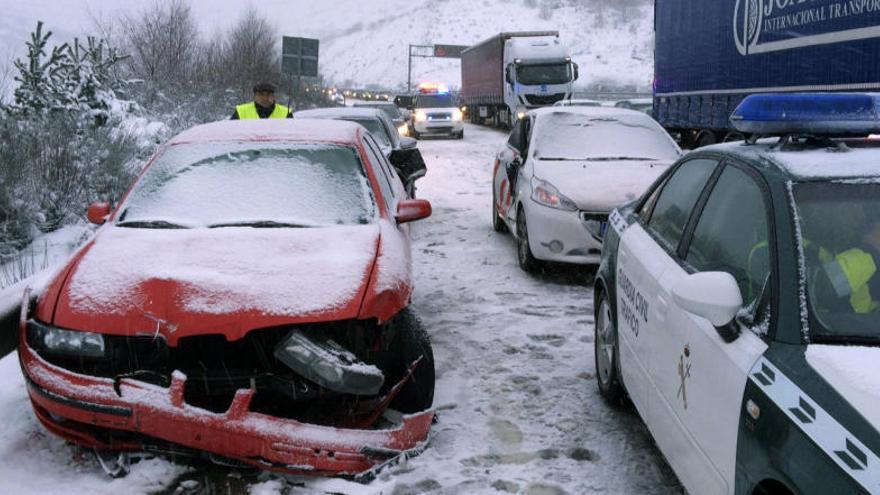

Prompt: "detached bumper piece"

[19,341,433,476]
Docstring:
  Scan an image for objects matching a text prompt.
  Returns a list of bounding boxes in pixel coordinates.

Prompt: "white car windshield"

[532,112,680,161]
[116,143,376,228]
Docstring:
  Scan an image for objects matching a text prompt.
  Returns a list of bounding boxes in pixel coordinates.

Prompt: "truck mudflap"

[17,301,434,476]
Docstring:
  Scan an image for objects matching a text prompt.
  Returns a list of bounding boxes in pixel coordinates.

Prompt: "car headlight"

[27,320,106,358]
[397,123,409,136]
[414,110,427,122]
[452,109,463,121]
[531,177,578,211]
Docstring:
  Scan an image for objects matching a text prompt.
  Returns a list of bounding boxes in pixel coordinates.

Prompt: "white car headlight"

[531,177,578,211]
[397,123,409,136]
[452,109,463,121]
[414,110,427,122]
[28,320,106,358]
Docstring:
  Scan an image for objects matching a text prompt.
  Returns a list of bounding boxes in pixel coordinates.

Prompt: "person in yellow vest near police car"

[230,82,292,120]
[805,221,880,315]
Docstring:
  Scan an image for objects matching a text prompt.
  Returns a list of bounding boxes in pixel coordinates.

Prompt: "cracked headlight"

[27,320,106,358]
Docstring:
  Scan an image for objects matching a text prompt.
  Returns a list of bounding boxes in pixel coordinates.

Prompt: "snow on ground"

[0,123,679,494]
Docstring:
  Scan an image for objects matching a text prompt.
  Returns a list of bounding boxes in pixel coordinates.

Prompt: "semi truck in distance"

[654,0,880,147]
[461,31,579,128]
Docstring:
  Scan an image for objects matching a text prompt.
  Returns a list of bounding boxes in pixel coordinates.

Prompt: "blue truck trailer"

[654,0,880,147]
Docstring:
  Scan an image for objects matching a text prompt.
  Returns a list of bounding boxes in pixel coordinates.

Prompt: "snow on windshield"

[532,112,680,161]
[117,143,375,228]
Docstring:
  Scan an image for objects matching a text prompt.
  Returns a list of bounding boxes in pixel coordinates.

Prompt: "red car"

[17,119,435,477]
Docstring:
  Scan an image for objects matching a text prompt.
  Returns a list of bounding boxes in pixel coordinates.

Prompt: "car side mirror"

[672,271,743,341]
[399,136,418,150]
[505,65,514,85]
[396,199,432,224]
[87,202,111,225]
[573,62,579,81]
[505,157,522,183]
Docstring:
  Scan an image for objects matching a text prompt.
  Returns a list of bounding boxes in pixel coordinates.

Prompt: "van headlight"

[27,320,106,358]
[453,109,463,121]
[414,110,427,122]
[531,177,578,211]
[397,123,409,136]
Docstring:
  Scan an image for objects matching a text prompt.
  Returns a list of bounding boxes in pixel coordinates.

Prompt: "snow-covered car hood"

[47,224,380,344]
[807,345,880,432]
[533,159,672,212]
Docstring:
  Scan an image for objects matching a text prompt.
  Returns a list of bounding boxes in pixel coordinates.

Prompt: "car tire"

[455,130,464,140]
[516,207,541,273]
[413,131,421,140]
[379,308,435,414]
[595,292,625,406]
[492,188,508,233]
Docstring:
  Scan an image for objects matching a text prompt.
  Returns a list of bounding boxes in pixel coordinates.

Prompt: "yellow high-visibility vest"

[235,102,289,119]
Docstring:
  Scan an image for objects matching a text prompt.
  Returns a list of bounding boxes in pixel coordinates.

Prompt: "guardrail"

[572,92,652,101]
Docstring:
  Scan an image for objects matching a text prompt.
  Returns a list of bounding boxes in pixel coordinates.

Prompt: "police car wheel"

[595,293,625,405]
[516,207,541,272]
[492,189,508,233]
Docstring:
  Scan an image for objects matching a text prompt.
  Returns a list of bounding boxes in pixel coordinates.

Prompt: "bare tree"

[120,0,201,86]
[221,7,281,98]
[0,52,13,107]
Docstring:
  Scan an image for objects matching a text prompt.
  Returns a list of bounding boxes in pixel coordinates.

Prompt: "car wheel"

[595,292,625,406]
[378,308,435,413]
[455,130,464,140]
[413,131,421,140]
[492,187,508,233]
[516,207,541,273]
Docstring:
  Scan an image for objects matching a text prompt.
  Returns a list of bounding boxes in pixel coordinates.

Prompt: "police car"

[594,93,880,494]
[411,83,464,139]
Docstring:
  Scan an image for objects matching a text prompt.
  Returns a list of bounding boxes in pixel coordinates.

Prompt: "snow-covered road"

[0,123,681,494]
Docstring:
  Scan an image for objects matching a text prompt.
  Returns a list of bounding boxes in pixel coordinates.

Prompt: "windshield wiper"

[208,221,314,229]
[116,220,190,229]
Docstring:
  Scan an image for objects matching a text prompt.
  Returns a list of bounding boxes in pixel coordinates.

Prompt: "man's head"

[253,82,277,108]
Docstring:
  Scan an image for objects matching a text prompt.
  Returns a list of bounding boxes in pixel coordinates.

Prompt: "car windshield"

[516,63,572,85]
[345,118,392,148]
[532,112,680,161]
[356,103,401,120]
[794,182,880,343]
[117,143,375,228]
[415,94,454,108]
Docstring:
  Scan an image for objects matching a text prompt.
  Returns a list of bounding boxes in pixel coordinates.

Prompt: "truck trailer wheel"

[695,130,718,148]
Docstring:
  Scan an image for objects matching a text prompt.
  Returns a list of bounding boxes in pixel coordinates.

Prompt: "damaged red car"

[17,119,435,478]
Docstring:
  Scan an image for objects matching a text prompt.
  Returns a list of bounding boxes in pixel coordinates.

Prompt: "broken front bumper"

[18,320,433,476]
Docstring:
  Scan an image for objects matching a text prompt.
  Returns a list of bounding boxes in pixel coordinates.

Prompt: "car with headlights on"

[295,107,427,197]
[18,119,435,478]
[492,106,681,271]
[594,93,880,495]
[411,84,464,139]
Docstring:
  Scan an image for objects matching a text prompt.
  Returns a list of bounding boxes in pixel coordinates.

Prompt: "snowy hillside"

[0,0,653,93]
[304,0,654,91]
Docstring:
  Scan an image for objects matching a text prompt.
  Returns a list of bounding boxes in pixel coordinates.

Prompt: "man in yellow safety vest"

[231,82,292,120]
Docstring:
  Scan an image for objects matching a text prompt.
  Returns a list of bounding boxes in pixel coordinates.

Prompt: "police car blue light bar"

[729,93,880,136]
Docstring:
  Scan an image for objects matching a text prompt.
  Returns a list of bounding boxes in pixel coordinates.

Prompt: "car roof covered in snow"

[705,139,880,181]
[168,118,363,146]
[294,107,387,120]
[529,105,651,119]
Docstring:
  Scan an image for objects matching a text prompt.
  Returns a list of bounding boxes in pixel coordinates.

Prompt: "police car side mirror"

[672,272,743,341]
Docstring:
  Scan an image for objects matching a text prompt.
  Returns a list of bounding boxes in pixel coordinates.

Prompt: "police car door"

[654,161,770,494]
[615,158,717,438]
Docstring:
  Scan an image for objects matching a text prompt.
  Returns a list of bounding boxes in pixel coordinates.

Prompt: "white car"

[411,91,464,139]
[491,106,681,271]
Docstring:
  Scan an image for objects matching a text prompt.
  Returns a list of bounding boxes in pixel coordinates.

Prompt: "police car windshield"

[415,94,455,108]
[795,182,880,343]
